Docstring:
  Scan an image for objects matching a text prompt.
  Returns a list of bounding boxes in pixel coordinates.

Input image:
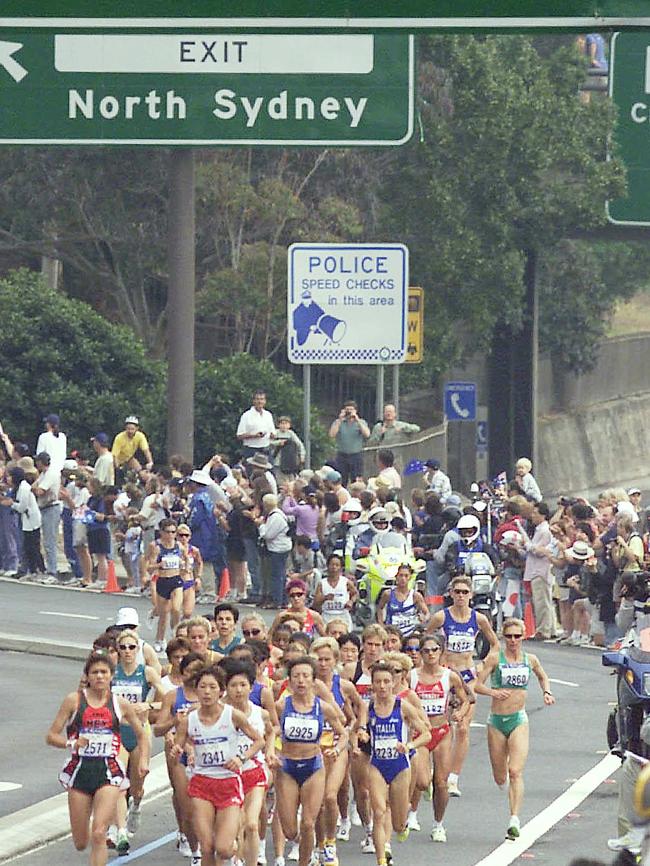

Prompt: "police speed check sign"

[287,243,408,364]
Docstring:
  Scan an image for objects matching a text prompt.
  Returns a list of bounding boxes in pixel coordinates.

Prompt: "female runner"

[174,665,265,866]
[178,523,203,619]
[312,636,364,861]
[271,579,326,638]
[275,657,348,866]
[409,634,468,842]
[312,554,358,633]
[342,624,386,854]
[46,652,149,866]
[357,661,430,866]
[146,518,189,653]
[475,617,555,839]
[427,575,499,796]
[154,651,205,860]
[222,658,277,866]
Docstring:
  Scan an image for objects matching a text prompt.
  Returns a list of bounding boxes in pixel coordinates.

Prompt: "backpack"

[280,436,300,474]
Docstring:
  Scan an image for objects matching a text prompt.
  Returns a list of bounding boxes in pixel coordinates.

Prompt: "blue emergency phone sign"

[444,381,477,421]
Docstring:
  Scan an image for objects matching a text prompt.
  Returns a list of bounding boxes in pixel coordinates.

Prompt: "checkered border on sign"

[289,348,404,362]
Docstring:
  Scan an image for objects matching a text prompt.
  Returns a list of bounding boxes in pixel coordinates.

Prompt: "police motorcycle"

[352,507,426,628]
[445,514,500,659]
[603,573,650,760]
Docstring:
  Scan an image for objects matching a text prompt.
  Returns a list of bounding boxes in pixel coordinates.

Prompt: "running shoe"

[406,810,420,831]
[607,828,643,854]
[116,828,130,855]
[39,574,59,585]
[430,826,447,843]
[123,585,140,595]
[309,848,323,866]
[506,817,520,840]
[396,826,410,843]
[360,835,375,854]
[337,818,351,841]
[447,779,461,797]
[322,842,338,866]
[384,843,392,865]
[2,569,18,577]
[106,825,118,849]
[257,839,267,865]
[191,856,202,866]
[288,842,299,861]
[178,833,193,857]
[350,804,362,827]
[274,858,286,866]
[126,798,141,834]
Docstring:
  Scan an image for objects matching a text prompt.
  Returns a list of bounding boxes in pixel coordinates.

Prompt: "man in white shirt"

[522,501,554,639]
[91,432,115,487]
[36,414,67,474]
[33,451,61,579]
[236,390,275,459]
[424,459,452,503]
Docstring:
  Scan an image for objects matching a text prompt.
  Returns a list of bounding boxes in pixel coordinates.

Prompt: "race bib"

[447,633,474,653]
[284,717,320,742]
[78,732,114,757]
[374,736,399,761]
[198,747,227,767]
[112,684,141,704]
[500,665,529,688]
[421,697,446,717]
[160,553,181,570]
[324,598,345,612]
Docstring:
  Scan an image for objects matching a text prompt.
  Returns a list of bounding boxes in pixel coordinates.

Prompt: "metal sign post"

[303,363,311,469]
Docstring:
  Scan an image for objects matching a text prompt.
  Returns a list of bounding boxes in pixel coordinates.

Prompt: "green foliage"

[378,34,626,379]
[539,240,650,371]
[193,354,329,465]
[0,269,165,453]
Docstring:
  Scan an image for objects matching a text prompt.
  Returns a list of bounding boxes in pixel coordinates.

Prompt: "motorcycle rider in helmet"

[341,498,367,569]
[445,513,498,578]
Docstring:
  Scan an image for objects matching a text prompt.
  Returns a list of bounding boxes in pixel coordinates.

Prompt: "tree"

[377,35,626,380]
[193,354,328,465]
[0,269,165,452]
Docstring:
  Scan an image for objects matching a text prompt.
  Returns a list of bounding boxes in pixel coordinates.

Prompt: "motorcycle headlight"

[643,673,650,696]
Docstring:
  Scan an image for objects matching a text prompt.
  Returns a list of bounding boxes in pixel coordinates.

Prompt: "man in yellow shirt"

[111,415,154,474]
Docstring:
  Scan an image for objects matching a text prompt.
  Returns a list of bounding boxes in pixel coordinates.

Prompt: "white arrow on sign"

[0,41,27,82]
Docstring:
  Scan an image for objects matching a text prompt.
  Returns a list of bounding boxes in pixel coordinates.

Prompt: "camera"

[620,571,650,603]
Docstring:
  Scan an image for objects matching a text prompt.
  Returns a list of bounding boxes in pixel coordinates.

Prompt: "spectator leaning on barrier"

[328,399,370,487]
[236,389,276,459]
[367,403,421,447]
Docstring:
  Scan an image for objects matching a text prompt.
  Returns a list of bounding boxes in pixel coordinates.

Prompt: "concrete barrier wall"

[537,392,650,501]
[362,422,448,500]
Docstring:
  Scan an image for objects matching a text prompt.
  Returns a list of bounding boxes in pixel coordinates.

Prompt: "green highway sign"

[0,31,412,145]
[3,1,650,28]
[608,32,650,225]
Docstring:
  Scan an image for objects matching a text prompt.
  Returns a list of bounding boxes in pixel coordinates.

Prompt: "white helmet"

[341,498,363,526]
[457,514,481,545]
[500,530,521,547]
[368,506,390,537]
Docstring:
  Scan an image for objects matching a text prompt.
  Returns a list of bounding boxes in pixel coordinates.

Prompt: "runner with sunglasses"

[111,628,164,842]
[272,579,326,638]
[409,634,469,842]
[475,617,555,840]
[146,518,189,653]
[177,524,203,619]
[427,575,499,797]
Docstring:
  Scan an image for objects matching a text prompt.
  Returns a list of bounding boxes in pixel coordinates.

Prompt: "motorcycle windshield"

[375,533,408,551]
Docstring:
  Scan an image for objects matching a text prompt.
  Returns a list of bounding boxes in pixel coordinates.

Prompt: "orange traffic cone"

[218,567,231,599]
[524,600,536,639]
[104,560,122,593]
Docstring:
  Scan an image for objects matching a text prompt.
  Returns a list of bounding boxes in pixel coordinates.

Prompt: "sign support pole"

[167,148,195,463]
[392,364,400,414]
[303,363,311,469]
[376,365,385,422]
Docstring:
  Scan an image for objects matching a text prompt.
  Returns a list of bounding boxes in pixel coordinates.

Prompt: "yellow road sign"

[406,286,423,363]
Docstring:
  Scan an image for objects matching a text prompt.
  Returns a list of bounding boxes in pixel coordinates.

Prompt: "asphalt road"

[0,584,625,866]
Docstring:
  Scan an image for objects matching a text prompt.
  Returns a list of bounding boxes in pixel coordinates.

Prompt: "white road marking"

[471,753,620,866]
[39,611,100,620]
[0,782,22,792]
[548,677,579,688]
